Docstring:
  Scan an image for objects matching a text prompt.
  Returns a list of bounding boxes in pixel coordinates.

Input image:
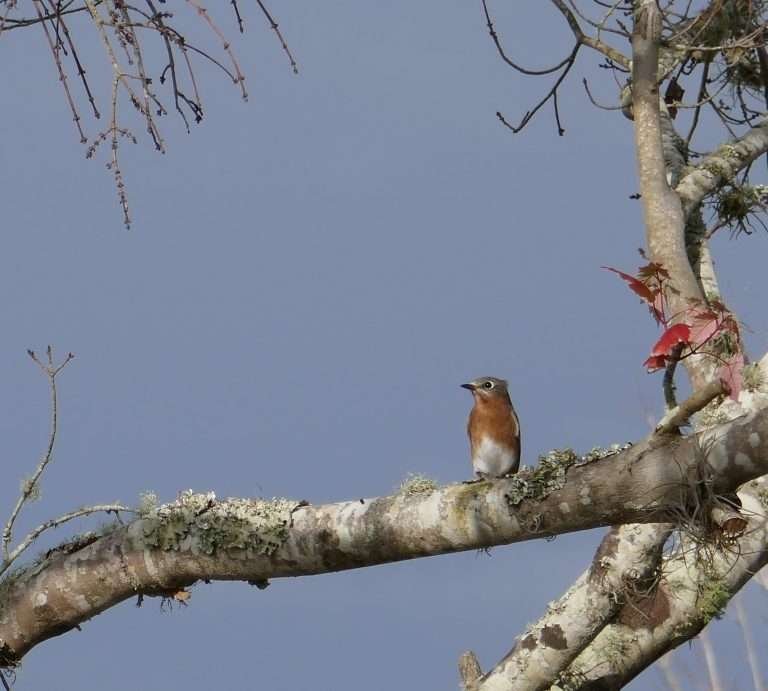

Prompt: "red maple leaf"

[602,266,664,323]
[650,323,691,357]
[643,354,668,372]
[688,311,721,348]
[602,267,656,303]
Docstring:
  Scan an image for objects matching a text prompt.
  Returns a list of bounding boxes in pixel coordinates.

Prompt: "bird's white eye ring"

[483,381,494,390]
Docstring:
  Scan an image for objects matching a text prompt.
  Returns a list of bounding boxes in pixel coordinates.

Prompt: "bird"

[461,376,521,479]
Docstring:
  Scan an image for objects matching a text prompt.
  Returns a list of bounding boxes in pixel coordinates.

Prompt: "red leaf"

[688,313,721,348]
[643,355,667,372]
[718,353,745,401]
[650,323,691,357]
[650,293,665,325]
[602,267,656,304]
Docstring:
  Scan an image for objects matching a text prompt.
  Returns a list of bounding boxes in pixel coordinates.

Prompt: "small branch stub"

[459,650,483,691]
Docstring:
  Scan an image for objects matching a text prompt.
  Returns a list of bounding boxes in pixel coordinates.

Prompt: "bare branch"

[481,0,575,76]
[4,410,768,664]
[254,0,298,75]
[459,651,483,691]
[31,0,87,143]
[484,0,630,136]
[632,0,710,388]
[563,482,768,688]
[655,378,725,434]
[1,504,135,578]
[550,0,630,67]
[476,524,671,691]
[497,43,579,135]
[2,348,73,562]
[677,120,768,217]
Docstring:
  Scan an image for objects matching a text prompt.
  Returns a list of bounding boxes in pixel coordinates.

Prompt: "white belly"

[472,437,517,478]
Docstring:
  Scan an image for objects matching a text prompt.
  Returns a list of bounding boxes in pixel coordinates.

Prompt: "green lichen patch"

[502,444,631,509]
[397,473,438,497]
[0,565,28,625]
[743,362,765,392]
[137,491,160,516]
[139,490,300,557]
[553,667,589,691]
[582,443,633,463]
[19,476,41,502]
[697,400,730,428]
[757,487,768,510]
[600,629,632,669]
[504,449,579,507]
[697,577,730,622]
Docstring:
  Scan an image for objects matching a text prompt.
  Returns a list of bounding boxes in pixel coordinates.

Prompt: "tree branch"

[476,524,671,691]
[2,348,73,562]
[563,481,768,689]
[655,378,726,434]
[632,0,710,389]
[676,120,768,218]
[4,408,768,664]
[0,504,135,578]
[549,0,630,68]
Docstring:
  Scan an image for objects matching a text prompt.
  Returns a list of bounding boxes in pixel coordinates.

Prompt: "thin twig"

[481,0,573,75]
[685,60,710,149]
[185,0,248,100]
[31,0,87,142]
[255,0,298,74]
[0,504,135,578]
[497,43,580,134]
[582,77,626,110]
[2,347,74,561]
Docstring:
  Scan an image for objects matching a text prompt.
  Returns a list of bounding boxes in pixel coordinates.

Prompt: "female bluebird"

[461,376,521,479]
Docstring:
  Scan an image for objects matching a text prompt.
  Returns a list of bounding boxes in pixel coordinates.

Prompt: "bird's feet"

[462,473,491,484]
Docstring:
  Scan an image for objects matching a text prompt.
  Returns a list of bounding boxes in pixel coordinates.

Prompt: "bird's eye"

[483,381,494,389]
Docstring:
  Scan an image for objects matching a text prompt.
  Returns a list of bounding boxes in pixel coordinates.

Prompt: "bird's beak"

[461,383,475,391]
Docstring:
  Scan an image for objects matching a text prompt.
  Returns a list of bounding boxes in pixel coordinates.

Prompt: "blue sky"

[2,1,767,689]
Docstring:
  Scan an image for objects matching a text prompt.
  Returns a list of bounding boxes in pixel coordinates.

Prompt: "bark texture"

[631,1,704,330]
[564,482,768,689]
[477,524,671,691]
[676,121,768,217]
[3,407,768,664]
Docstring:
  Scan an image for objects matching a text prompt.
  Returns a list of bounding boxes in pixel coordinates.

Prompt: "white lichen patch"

[397,473,438,497]
[579,486,591,506]
[704,443,730,473]
[749,433,760,449]
[73,594,92,612]
[559,502,571,514]
[33,592,47,607]
[734,452,755,472]
[138,490,300,557]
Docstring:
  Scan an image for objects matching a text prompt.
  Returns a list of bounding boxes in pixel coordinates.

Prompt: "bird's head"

[461,376,509,400]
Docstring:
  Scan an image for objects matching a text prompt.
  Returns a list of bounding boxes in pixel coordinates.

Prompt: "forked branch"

[2,347,73,562]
